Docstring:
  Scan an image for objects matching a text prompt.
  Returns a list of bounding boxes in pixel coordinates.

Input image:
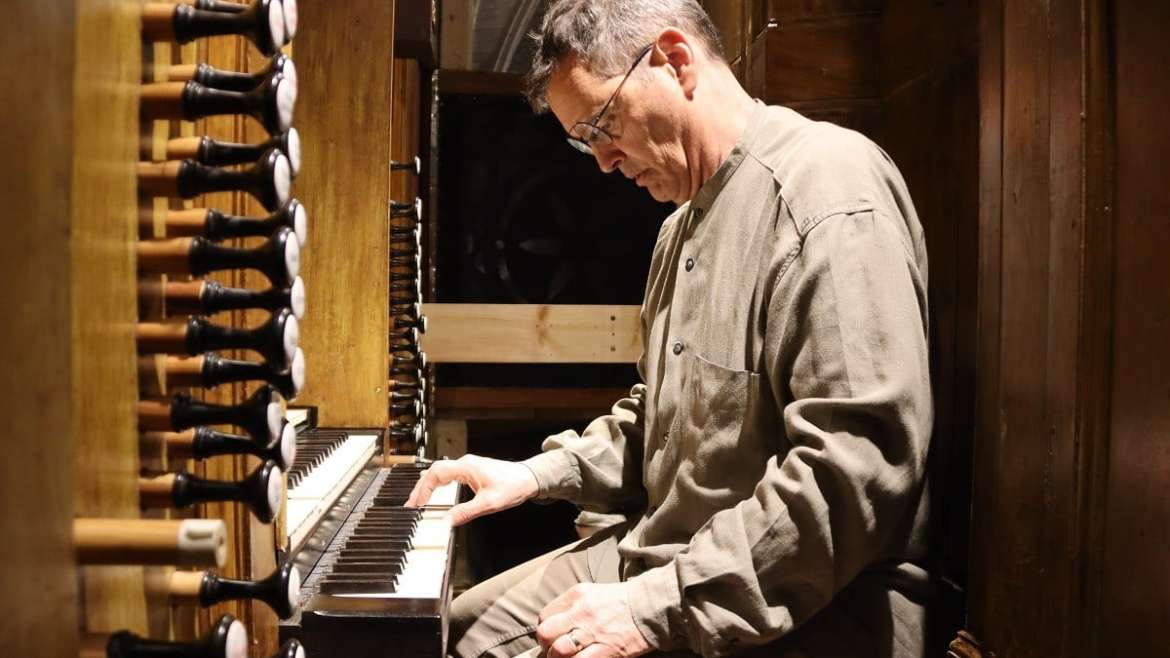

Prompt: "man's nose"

[593,142,624,174]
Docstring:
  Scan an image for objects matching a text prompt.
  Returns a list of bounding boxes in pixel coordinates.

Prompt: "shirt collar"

[689,100,769,215]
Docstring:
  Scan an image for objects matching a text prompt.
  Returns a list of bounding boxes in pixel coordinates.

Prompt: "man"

[407,1,933,657]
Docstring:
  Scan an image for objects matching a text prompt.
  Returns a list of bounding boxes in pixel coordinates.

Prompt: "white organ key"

[424,480,459,508]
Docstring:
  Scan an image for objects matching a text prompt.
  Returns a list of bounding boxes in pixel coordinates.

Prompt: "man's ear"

[651,28,697,97]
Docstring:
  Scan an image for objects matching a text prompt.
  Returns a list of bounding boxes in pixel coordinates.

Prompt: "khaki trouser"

[447,524,926,658]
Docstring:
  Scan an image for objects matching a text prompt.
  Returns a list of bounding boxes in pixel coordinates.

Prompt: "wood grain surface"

[290,0,396,428]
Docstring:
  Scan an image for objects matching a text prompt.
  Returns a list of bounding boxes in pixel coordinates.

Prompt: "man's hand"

[404,454,540,526]
[536,582,652,658]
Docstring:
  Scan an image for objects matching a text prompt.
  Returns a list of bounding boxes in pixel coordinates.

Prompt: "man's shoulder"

[748,106,904,237]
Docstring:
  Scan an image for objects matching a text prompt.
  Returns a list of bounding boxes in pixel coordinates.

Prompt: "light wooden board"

[70,0,147,638]
[420,304,641,363]
[292,0,395,427]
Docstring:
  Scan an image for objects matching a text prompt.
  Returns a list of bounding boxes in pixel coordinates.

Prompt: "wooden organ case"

[1,0,453,657]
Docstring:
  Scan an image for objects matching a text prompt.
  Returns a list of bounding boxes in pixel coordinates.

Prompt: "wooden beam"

[421,304,640,363]
[435,387,631,419]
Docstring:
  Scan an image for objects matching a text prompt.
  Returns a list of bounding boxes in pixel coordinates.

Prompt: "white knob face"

[414,197,424,219]
[275,77,296,132]
[281,0,299,41]
[289,276,306,319]
[283,234,301,281]
[267,2,286,55]
[289,348,305,396]
[266,401,283,444]
[280,422,297,469]
[265,465,284,520]
[292,199,308,246]
[287,565,302,613]
[282,314,300,364]
[419,314,428,333]
[286,128,302,178]
[295,646,306,658]
[282,58,299,94]
[272,154,291,208]
[225,620,249,658]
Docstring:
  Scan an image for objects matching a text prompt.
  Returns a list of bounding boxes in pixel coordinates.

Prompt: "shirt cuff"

[626,563,687,652]
[519,447,580,500]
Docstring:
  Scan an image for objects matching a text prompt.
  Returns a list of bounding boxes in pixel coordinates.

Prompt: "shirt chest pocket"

[673,353,770,491]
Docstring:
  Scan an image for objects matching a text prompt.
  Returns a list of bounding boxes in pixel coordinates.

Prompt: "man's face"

[547,53,690,205]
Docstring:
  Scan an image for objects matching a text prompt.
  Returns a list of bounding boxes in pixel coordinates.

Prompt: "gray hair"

[526,0,724,112]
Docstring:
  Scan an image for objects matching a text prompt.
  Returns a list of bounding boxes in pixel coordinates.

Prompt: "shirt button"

[662,431,670,443]
[672,342,684,355]
[685,258,695,272]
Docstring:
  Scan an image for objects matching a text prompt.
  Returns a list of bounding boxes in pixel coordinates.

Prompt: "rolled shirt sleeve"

[521,361,650,515]
[626,208,933,656]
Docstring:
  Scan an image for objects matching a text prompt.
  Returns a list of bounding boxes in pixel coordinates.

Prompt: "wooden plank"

[439,0,475,70]
[748,17,878,103]
[70,0,147,638]
[753,0,881,24]
[0,4,81,656]
[1102,0,1170,653]
[293,0,396,427]
[435,387,631,419]
[421,304,640,363]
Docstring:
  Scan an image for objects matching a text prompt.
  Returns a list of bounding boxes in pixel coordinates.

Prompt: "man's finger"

[405,460,463,507]
[536,610,575,649]
[546,630,583,658]
[446,497,492,526]
[575,643,612,658]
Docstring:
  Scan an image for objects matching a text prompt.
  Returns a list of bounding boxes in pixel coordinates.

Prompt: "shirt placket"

[645,207,705,506]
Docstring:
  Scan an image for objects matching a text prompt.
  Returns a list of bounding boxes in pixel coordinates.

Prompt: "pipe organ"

[5,0,451,656]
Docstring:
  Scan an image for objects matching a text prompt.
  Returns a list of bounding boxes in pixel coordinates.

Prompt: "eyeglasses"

[566,43,654,156]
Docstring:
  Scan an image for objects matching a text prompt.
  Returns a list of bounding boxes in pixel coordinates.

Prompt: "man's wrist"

[519,448,581,500]
[626,563,687,652]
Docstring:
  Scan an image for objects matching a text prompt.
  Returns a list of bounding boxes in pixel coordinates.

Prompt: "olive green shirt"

[523,102,933,657]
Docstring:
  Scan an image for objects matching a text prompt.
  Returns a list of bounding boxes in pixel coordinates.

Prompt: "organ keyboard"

[281,464,460,658]
[286,427,379,550]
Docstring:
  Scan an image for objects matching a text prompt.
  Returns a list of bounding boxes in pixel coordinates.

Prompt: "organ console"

[143,276,307,319]
[137,149,292,210]
[143,348,306,399]
[82,614,246,658]
[139,459,283,523]
[138,385,284,444]
[165,129,302,177]
[137,226,300,288]
[280,464,460,658]
[164,53,298,94]
[146,199,308,246]
[136,308,300,369]
[74,518,228,567]
[142,0,286,55]
[165,559,301,619]
[141,75,295,135]
[141,421,297,471]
